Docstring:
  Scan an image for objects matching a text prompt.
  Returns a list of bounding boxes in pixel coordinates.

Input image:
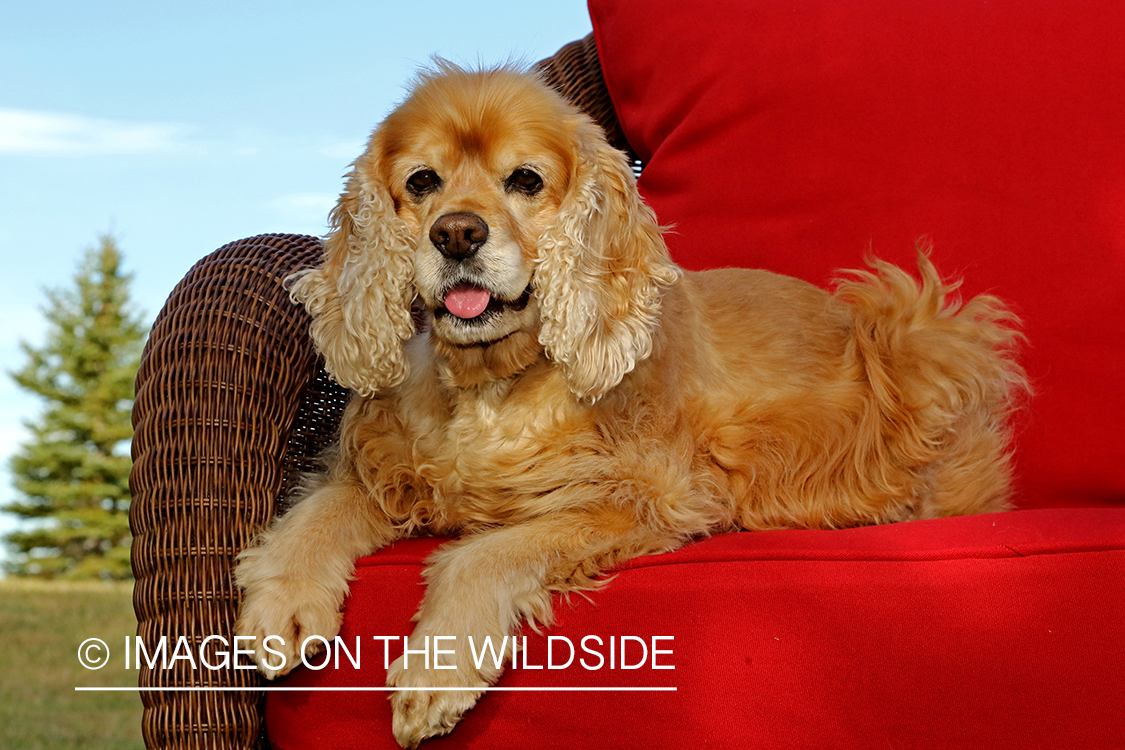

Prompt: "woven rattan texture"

[129,33,631,749]
[131,234,335,749]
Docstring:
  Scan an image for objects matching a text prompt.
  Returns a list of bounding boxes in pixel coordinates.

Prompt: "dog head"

[289,63,680,402]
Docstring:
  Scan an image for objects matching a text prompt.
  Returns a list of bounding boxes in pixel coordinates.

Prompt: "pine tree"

[4,235,147,579]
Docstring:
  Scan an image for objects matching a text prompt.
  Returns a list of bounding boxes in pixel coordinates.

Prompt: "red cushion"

[590,0,1125,510]
[266,509,1125,749]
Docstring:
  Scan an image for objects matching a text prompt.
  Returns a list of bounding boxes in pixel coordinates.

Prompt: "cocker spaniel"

[235,63,1027,747]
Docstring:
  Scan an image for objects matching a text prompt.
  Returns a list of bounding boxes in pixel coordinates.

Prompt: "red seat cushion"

[590,0,1125,510]
[266,509,1125,749]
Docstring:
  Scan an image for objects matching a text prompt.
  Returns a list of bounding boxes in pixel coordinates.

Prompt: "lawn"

[0,578,144,750]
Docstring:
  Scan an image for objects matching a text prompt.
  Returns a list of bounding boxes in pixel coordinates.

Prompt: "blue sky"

[0,0,594,561]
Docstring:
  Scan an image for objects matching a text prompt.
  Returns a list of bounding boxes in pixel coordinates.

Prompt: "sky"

[0,0,595,563]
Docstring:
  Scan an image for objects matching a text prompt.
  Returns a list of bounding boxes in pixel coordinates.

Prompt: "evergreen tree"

[4,235,147,579]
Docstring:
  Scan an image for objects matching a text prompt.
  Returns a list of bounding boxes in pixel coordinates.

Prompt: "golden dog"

[235,63,1027,747]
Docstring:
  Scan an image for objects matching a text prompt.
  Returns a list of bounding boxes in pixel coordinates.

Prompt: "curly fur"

[235,64,1028,748]
[287,125,421,394]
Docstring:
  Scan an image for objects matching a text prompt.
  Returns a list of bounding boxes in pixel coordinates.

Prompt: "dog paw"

[386,653,489,748]
[234,552,346,678]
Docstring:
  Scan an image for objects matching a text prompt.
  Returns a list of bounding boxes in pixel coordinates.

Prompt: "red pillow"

[589,0,1125,509]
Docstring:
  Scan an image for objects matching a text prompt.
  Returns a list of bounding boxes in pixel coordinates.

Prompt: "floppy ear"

[287,145,416,396]
[535,121,681,403]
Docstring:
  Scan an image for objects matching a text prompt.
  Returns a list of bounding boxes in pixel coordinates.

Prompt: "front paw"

[386,649,491,748]
[234,551,346,678]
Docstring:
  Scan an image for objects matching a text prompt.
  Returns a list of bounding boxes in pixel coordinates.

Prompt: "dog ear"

[535,121,681,403]
[287,144,416,396]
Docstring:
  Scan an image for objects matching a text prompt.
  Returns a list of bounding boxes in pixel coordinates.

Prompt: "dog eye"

[505,168,543,196]
[407,169,442,197]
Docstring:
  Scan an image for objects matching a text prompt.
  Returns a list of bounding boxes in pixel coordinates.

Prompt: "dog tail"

[833,246,1030,515]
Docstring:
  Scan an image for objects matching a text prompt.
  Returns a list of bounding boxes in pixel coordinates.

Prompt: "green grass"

[0,579,144,750]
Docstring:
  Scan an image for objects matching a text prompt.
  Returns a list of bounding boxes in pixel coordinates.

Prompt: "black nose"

[430,213,489,261]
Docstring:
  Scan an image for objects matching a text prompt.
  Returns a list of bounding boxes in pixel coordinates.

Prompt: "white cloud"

[319,141,365,161]
[269,193,337,225]
[0,108,195,156]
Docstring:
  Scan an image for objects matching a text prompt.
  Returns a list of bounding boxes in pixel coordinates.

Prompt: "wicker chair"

[129,34,628,750]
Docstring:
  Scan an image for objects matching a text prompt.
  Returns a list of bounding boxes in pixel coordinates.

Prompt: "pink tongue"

[444,284,491,319]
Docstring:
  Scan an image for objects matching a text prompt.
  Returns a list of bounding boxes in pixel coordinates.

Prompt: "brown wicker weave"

[129,33,632,750]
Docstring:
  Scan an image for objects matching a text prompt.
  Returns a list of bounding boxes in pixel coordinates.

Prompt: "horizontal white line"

[76,686,676,692]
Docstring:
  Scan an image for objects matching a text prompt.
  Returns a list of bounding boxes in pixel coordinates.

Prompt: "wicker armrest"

[130,234,348,749]
[129,32,623,750]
